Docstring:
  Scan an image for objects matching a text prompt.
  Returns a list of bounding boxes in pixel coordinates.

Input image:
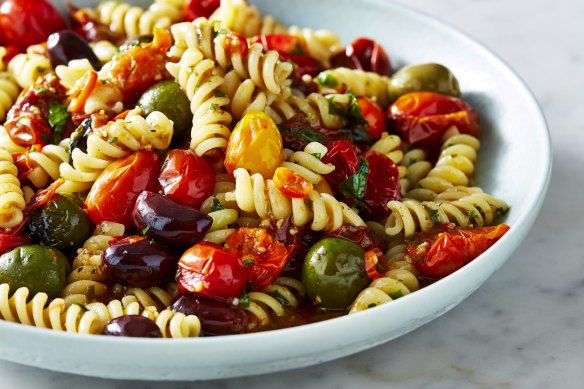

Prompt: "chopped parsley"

[141,226,150,235]
[429,208,441,226]
[315,72,338,88]
[214,91,226,98]
[210,198,225,212]
[243,258,254,266]
[389,290,404,299]
[47,101,70,143]
[240,292,250,308]
[108,137,118,144]
[311,152,322,160]
[209,103,219,111]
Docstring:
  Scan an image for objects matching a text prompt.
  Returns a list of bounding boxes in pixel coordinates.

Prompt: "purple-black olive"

[47,30,101,69]
[133,192,213,248]
[104,315,162,338]
[102,237,179,288]
[171,294,248,336]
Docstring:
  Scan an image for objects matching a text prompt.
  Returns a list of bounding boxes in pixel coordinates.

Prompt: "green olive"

[0,245,69,298]
[388,63,461,101]
[302,238,370,310]
[26,194,91,250]
[137,80,193,142]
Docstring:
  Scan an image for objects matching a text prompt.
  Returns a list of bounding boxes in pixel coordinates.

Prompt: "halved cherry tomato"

[225,228,293,291]
[24,178,63,212]
[357,97,386,140]
[346,37,392,76]
[256,34,305,57]
[387,92,480,149]
[321,140,360,189]
[407,224,510,279]
[159,149,215,209]
[85,150,162,227]
[183,0,221,22]
[290,54,323,79]
[0,223,30,255]
[364,248,390,280]
[224,111,283,178]
[0,0,66,52]
[177,242,246,300]
[223,32,249,57]
[361,151,401,220]
[273,167,313,198]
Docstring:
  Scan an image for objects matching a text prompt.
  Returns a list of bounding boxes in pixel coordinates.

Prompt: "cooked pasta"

[400,147,433,194]
[25,141,71,190]
[281,142,335,185]
[55,59,94,90]
[90,40,119,65]
[8,53,52,89]
[266,93,351,129]
[124,284,178,310]
[0,73,20,122]
[0,148,25,230]
[316,68,391,107]
[222,70,277,121]
[58,110,173,193]
[244,277,305,328]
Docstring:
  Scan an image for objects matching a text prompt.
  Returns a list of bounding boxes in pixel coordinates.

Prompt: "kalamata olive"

[104,315,162,338]
[47,30,101,69]
[137,80,193,143]
[0,245,69,298]
[388,63,461,102]
[302,238,369,310]
[170,293,248,336]
[26,194,91,251]
[133,192,212,248]
[102,237,179,288]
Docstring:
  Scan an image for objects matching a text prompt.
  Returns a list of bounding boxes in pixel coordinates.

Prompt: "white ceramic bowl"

[0,0,551,380]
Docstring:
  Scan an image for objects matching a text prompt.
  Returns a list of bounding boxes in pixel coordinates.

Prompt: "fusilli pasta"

[316,67,391,107]
[0,148,25,230]
[0,73,20,122]
[244,277,305,328]
[8,53,52,89]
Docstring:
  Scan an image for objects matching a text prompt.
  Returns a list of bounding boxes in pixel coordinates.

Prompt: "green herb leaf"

[142,226,150,235]
[367,303,378,308]
[327,96,348,119]
[389,290,404,299]
[429,208,441,226]
[210,198,225,212]
[315,72,338,88]
[339,157,369,212]
[108,136,118,144]
[34,87,50,94]
[214,91,226,98]
[243,258,254,266]
[347,91,367,126]
[209,103,219,111]
[240,292,250,308]
[73,303,89,312]
[48,101,70,143]
[311,152,322,160]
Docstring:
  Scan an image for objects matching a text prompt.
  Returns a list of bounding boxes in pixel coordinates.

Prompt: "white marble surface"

[1,0,582,387]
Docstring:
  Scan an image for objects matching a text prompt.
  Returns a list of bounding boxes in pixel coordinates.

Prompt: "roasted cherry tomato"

[0,0,67,52]
[0,225,31,255]
[387,92,480,149]
[177,242,246,300]
[278,114,328,152]
[357,97,386,140]
[224,111,283,178]
[273,167,313,198]
[361,151,401,220]
[225,228,293,291]
[407,224,510,279]
[346,37,392,76]
[85,150,162,227]
[159,149,215,209]
[183,0,221,22]
[364,248,390,280]
[290,54,323,78]
[256,34,304,56]
[69,6,124,44]
[321,140,360,189]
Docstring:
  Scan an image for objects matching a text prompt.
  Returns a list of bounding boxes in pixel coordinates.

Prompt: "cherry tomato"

[225,228,292,291]
[69,6,124,44]
[364,248,390,280]
[24,179,63,212]
[159,149,215,209]
[177,242,246,300]
[85,150,162,227]
[407,224,510,279]
[278,114,328,152]
[0,0,66,52]
[361,151,401,220]
[223,32,249,57]
[321,140,360,189]
[224,111,283,178]
[290,54,323,78]
[357,97,386,140]
[0,224,31,255]
[183,0,221,22]
[256,34,305,57]
[273,167,313,198]
[325,224,383,252]
[387,92,480,149]
[346,37,392,76]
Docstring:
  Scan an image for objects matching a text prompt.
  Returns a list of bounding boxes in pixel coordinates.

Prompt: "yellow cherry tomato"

[224,111,283,178]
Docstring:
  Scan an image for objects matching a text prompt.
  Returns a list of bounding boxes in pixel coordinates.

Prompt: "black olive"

[47,30,101,70]
[104,315,162,338]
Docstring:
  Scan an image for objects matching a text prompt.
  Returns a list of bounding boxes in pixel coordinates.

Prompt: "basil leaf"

[48,101,70,143]
[339,157,369,211]
[346,91,367,126]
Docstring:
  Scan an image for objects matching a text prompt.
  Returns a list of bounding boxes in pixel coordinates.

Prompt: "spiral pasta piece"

[0,72,20,122]
[166,47,232,156]
[224,168,364,231]
[90,41,119,65]
[221,69,277,121]
[316,68,390,107]
[25,140,71,190]
[169,19,293,95]
[0,148,25,229]
[7,53,53,89]
[62,222,125,306]
[281,142,335,185]
[58,110,173,193]
[406,133,481,201]
[124,284,178,310]
[385,193,509,237]
[243,277,305,328]
[400,147,433,195]
[55,59,94,90]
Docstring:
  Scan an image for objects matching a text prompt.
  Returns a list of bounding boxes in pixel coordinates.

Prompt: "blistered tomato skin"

[357,97,386,140]
[158,149,215,209]
[133,191,213,248]
[104,315,162,338]
[183,0,221,21]
[321,140,360,189]
[387,91,480,148]
[177,242,246,300]
[273,167,313,198]
[361,151,401,220]
[86,150,162,228]
[102,236,180,288]
[224,111,284,178]
[171,293,248,336]
[346,37,392,76]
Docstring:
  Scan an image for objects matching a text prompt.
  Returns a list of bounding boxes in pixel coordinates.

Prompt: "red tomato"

[346,37,392,76]
[364,248,390,280]
[159,149,215,209]
[407,224,510,279]
[357,97,386,140]
[273,167,313,198]
[177,242,246,300]
[290,54,323,78]
[0,0,66,52]
[325,224,383,252]
[183,0,221,22]
[321,140,360,189]
[223,32,249,57]
[361,151,401,220]
[85,150,162,227]
[24,178,63,212]
[225,228,293,291]
[0,223,31,255]
[387,92,480,149]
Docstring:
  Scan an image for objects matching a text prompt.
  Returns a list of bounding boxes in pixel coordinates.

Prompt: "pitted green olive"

[388,63,461,101]
[302,238,370,310]
[0,245,69,298]
[137,80,193,143]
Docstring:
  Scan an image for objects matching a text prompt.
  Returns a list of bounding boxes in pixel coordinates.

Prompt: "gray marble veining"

[1,0,583,387]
